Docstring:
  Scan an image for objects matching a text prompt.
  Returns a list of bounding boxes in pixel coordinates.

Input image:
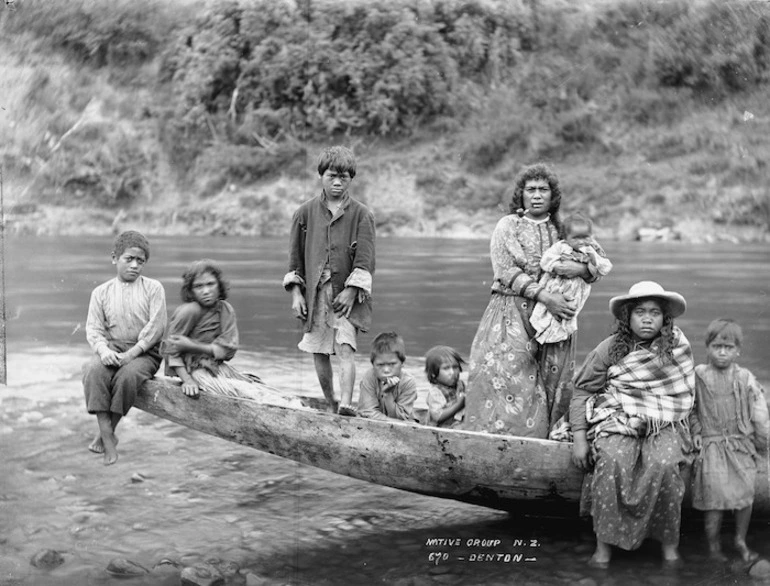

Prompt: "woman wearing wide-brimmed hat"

[569,281,695,569]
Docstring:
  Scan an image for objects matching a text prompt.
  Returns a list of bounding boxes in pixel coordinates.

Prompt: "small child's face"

[435,359,460,388]
[707,340,739,370]
[372,352,403,382]
[192,271,220,308]
[113,246,147,283]
[321,168,352,201]
[629,299,664,341]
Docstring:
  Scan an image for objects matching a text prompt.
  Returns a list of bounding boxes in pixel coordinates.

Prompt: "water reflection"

[5,235,770,383]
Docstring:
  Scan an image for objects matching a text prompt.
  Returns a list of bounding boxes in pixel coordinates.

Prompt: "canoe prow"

[134,377,770,516]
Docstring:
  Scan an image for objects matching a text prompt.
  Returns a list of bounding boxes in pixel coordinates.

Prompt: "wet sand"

[2,348,769,586]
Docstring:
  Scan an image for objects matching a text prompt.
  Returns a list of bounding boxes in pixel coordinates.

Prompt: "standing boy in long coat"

[283,146,375,415]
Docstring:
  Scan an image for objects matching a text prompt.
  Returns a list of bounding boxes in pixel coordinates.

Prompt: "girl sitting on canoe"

[689,318,769,563]
[570,281,695,569]
[163,259,304,408]
[424,345,466,428]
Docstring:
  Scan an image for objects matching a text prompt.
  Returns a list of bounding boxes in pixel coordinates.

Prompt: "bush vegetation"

[0,0,768,237]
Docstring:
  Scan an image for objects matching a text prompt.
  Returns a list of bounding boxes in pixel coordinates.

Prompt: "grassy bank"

[1,0,769,242]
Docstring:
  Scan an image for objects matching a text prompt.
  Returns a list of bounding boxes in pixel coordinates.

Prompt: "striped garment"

[587,327,695,439]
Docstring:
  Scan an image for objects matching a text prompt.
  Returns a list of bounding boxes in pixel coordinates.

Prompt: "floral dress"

[462,214,575,438]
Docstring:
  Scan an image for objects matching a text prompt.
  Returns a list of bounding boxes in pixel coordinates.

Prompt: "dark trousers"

[83,350,161,416]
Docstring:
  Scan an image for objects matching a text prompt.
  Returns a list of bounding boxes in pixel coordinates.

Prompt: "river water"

[2,235,770,586]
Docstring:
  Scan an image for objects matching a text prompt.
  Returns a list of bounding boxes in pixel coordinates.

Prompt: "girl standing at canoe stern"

[463,163,600,438]
[424,345,466,428]
[689,318,769,563]
[163,259,303,408]
[570,281,695,569]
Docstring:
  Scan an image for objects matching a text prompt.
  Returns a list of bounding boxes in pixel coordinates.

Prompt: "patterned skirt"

[583,426,689,550]
[462,292,573,438]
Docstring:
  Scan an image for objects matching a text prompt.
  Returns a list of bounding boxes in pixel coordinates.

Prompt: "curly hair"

[509,162,564,237]
[608,299,676,365]
[180,259,229,303]
[113,230,150,260]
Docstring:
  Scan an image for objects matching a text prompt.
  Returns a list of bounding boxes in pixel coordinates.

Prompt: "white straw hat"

[609,281,686,319]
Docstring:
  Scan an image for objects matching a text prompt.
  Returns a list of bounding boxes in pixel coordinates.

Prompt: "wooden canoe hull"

[134,378,770,515]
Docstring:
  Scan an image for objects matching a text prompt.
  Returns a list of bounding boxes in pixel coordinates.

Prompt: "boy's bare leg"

[313,353,338,413]
[734,505,759,562]
[704,510,727,561]
[89,413,123,454]
[96,412,119,466]
[337,343,356,415]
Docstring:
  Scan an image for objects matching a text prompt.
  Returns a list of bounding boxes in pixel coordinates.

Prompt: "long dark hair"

[180,259,229,303]
[608,298,676,365]
[509,162,564,237]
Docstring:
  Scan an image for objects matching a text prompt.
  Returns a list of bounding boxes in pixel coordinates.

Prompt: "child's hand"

[380,376,400,390]
[99,349,121,367]
[332,286,357,318]
[291,287,307,320]
[165,334,193,354]
[692,434,702,450]
[181,382,200,398]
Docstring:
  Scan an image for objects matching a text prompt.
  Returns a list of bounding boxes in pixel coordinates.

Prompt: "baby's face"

[372,352,403,382]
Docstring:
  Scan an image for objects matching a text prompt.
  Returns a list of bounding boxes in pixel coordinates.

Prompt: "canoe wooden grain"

[134,377,770,516]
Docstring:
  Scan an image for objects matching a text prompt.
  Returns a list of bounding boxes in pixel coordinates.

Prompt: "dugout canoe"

[134,377,770,516]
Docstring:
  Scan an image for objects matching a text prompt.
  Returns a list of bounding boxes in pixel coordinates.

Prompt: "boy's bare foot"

[89,434,118,454]
[338,404,357,417]
[735,539,759,563]
[707,541,728,562]
[89,435,105,454]
[101,432,119,466]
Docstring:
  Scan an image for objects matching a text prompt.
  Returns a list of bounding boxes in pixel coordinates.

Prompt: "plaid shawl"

[587,327,695,439]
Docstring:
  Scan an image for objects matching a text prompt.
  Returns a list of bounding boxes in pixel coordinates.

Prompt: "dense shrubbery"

[1,0,769,235]
[0,0,186,68]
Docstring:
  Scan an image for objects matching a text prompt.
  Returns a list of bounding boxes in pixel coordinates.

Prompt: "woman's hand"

[538,291,577,320]
[571,432,592,471]
[552,260,589,280]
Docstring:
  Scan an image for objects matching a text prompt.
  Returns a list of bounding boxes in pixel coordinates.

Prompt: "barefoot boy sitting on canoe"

[82,231,167,465]
[283,146,376,415]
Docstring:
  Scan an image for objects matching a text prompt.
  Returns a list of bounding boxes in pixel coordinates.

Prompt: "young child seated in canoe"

[689,318,769,563]
[83,231,167,466]
[163,259,304,408]
[530,213,612,344]
[424,345,466,428]
[356,332,419,421]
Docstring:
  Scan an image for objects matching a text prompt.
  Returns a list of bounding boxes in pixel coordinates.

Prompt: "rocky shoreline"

[5,202,769,244]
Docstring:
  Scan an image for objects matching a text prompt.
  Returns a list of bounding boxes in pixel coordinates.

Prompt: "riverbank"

[5,199,769,244]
